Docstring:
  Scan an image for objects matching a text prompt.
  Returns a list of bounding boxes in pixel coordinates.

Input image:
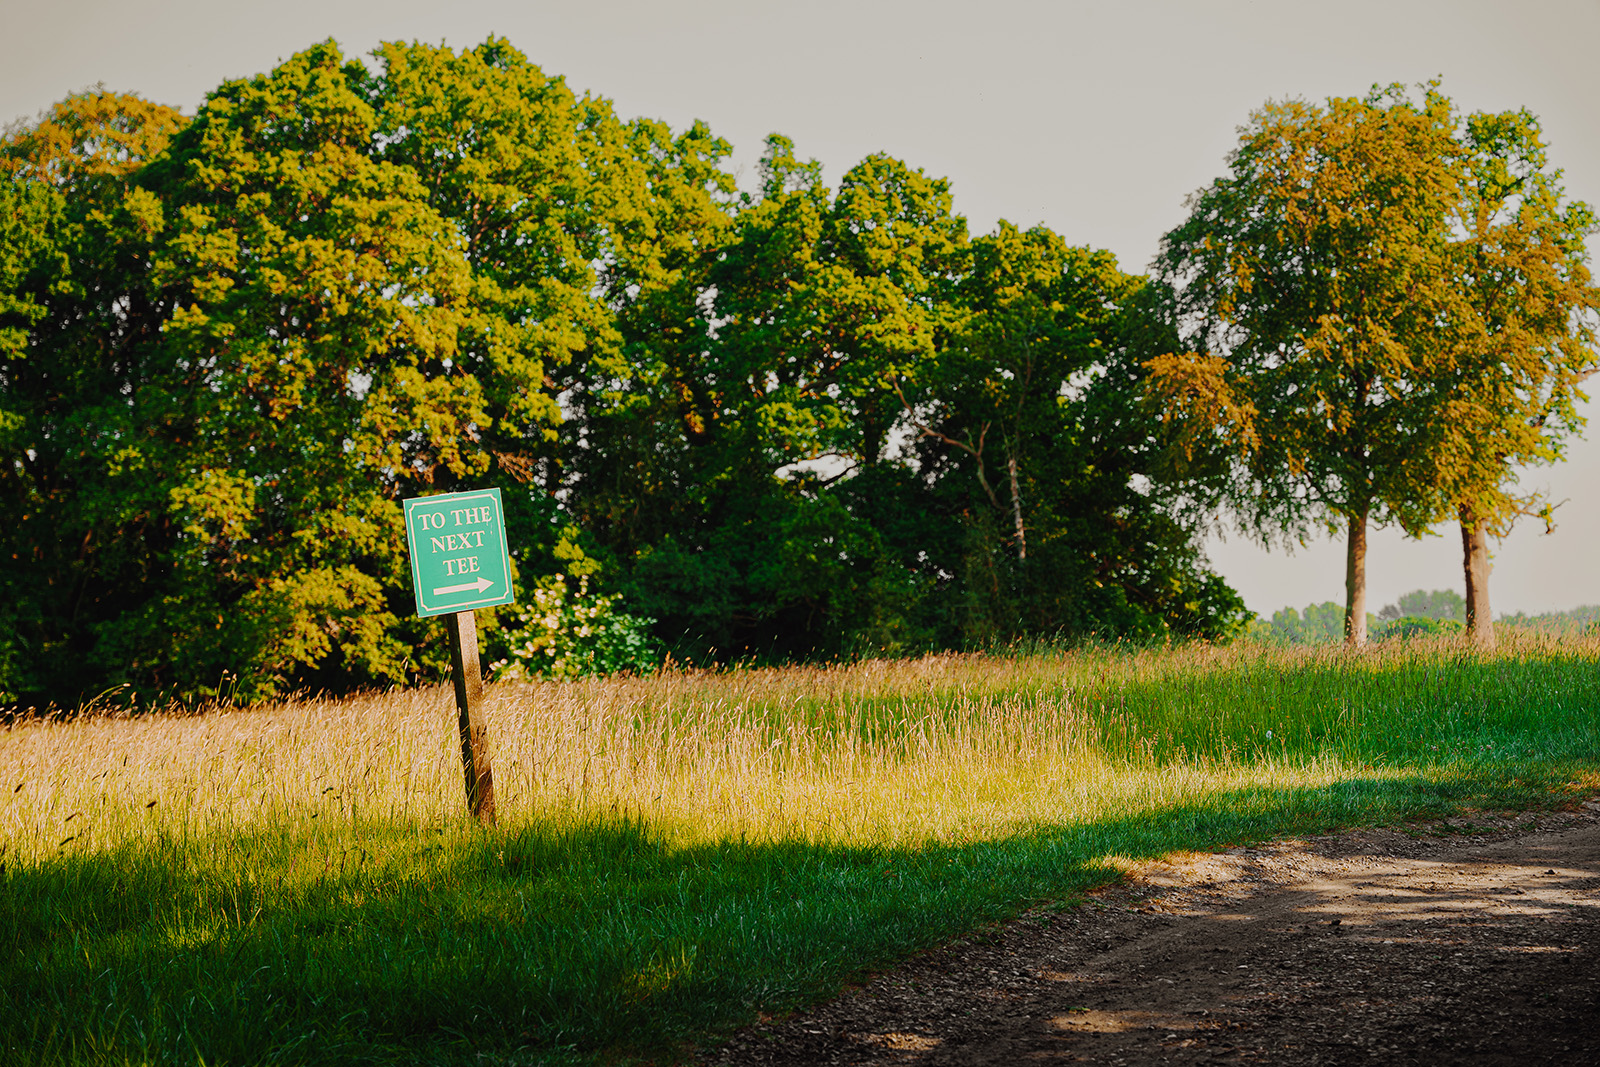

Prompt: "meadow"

[3,635,1598,1065]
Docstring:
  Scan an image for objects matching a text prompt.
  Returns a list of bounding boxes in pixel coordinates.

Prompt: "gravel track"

[705,801,1600,1065]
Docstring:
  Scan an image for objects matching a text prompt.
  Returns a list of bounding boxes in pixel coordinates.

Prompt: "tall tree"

[894,221,1074,561]
[0,39,736,704]
[585,138,969,658]
[0,89,185,701]
[1147,85,1463,646]
[369,38,730,598]
[1427,108,1598,647]
[136,40,505,697]
[370,37,654,490]
[903,223,1247,643]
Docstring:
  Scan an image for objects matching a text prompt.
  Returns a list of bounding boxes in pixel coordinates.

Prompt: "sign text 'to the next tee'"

[403,488,516,618]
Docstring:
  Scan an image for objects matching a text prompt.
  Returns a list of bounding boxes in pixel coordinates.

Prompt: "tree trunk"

[1344,505,1369,647]
[1008,455,1026,561]
[1459,505,1495,650]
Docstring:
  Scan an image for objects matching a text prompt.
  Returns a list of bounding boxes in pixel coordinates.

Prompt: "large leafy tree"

[368,38,735,607]
[575,137,968,658]
[1148,84,1463,646]
[0,40,715,703]
[1426,108,1598,647]
[131,41,503,697]
[370,37,647,485]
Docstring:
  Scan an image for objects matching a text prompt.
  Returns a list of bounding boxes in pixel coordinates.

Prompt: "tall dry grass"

[11,634,1590,867]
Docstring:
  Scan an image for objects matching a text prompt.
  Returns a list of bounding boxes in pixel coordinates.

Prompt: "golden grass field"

[8,634,1592,863]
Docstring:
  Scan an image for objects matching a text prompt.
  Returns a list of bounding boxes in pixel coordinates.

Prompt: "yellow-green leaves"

[1151,84,1597,647]
[0,37,742,702]
[1143,351,1259,462]
[0,88,185,190]
[1152,84,1467,643]
[1431,107,1599,536]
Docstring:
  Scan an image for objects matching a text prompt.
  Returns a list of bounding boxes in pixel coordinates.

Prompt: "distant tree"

[1300,600,1349,642]
[1423,109,1599,648]
[1497,603,1600,635]
[1250,601,1345,645]
[1148,85,1463,647]
[1376,588,1465,623]
[1373,614,1462,640]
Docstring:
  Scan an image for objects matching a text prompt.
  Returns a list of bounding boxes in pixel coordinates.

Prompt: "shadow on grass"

[0,763,1593,1066]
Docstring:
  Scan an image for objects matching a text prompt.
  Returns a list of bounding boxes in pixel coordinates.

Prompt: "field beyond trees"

[3,637,1598,1065]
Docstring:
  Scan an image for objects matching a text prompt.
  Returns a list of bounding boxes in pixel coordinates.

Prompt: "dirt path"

[706,802,1600,1065]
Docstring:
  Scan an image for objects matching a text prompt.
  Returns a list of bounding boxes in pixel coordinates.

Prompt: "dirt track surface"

[706,802,1600,1065]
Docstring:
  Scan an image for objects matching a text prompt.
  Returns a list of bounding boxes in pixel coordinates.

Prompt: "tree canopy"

[1426,108,1599,646]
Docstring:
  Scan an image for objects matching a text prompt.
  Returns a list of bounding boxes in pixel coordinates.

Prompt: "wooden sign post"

[403,488,517,824]
[446,609,495,823]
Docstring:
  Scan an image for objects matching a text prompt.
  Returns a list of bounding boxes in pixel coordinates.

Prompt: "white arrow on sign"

[433,576,495,597]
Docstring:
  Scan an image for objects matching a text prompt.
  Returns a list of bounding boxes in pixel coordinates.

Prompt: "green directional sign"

[403,488,516,618]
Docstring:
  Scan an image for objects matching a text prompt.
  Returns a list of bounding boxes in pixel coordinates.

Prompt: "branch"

[891,376,1003,511]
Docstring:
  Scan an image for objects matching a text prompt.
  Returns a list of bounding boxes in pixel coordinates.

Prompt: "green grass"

[2,636,1598,1065]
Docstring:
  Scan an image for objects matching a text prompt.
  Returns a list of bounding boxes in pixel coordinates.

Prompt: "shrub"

[489,576,661,681]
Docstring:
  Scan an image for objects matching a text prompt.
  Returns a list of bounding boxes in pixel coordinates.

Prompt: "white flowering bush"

[489,576,661,681]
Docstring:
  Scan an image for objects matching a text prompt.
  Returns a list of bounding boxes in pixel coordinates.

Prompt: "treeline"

[1255,590,1599,644]
[0,39,1248,706]
[5,45,1595,707]
[1497,604,1600,635]
[1254,589,1467,645]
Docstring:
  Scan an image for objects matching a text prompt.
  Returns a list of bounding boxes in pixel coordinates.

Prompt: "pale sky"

[3,0,1596,617]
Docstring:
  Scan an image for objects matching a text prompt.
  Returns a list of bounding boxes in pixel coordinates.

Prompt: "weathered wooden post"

[446,609,496,823]
[403,488,516,824]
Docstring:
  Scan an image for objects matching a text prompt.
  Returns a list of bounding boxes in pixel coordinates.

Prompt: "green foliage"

[1147,84,1598,647]
[488,575,660,680]
[1150,84,1464,546]
[1255,596,1474,645]
[1262,595,1597,644]
[0,89,188,703]
[572,133,1248,661]
[1499,604,1600,635]
[1427,108,1599,536]
[1,38,1244,706]
[0,42,672,704]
